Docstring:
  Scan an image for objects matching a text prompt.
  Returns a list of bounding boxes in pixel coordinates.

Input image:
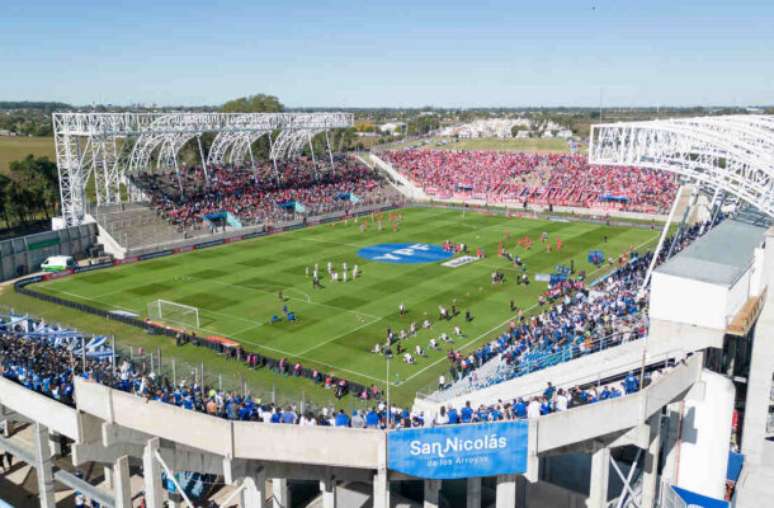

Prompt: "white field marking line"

[233,335,388,384]
[195,277,381,321]
[399,233,660,384]
[41,276,397,387]
[42,287,144,314]
[296,314,382,356]
[48,281,265,329]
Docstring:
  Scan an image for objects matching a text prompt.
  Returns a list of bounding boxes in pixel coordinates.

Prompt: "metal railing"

[415,319,649,401]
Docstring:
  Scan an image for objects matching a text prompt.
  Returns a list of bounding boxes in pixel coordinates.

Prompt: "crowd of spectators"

[381,150,678,213]
[436,217,720,398]
[132,156,400,230]
[0,311,675,431]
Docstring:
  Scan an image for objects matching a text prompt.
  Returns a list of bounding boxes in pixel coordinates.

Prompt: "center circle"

[357,242,453,264]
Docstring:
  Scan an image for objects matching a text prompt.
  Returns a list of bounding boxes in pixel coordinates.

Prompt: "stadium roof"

[655,218,768,287]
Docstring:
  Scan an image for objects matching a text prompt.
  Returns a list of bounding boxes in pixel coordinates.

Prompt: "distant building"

[379,122,406,135]
[439,118,530,139]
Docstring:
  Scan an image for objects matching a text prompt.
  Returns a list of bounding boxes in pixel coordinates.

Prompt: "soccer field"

[33,207,658,402]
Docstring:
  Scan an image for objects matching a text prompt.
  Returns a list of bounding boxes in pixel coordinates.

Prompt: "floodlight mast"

[51,112,353,227]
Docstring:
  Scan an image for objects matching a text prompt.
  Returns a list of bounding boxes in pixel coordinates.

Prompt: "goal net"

[147,299,200,330]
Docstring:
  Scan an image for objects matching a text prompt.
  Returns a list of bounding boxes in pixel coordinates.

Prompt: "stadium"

[0,108,771,508]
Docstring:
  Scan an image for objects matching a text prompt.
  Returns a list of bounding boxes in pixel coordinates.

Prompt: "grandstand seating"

[381,150,678,213]
[130,156,401,232]
[94,202,193,250]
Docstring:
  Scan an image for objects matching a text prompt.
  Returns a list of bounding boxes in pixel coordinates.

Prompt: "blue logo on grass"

[357,243,452,264]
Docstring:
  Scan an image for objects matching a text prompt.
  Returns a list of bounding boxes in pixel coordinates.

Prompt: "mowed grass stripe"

[35,208,658,400]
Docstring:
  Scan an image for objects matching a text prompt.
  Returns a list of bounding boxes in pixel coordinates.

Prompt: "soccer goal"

[147,299,200,329]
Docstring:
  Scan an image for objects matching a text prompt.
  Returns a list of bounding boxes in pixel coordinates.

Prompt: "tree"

[0,174,11,227]
[221,94,284,113]
[407,116,440,136]
[330,128,357,152]
[6,155,60,224]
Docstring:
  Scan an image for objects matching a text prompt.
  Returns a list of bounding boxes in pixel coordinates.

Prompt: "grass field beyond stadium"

[34,207,658,403]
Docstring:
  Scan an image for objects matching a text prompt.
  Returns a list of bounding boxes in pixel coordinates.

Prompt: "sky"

[2,0,773,108]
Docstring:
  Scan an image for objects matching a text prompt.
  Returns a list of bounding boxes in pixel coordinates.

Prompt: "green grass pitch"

[33,207,658,403]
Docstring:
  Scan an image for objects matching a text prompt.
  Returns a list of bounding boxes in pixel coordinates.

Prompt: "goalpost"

[147,299,200,329]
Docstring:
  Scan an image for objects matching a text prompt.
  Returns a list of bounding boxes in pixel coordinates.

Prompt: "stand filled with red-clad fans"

[381,149,678,213]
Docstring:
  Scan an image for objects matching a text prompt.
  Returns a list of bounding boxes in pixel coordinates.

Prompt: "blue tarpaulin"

[335,192,361,203]
[277,200,306,213]
[727,451,744,482]
[225,212,242,229]
[672,486,728,508]
[599,194,629,203]
[204,211,242,229]
[204,211,227,221]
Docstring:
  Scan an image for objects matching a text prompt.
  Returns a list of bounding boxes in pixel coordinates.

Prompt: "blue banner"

[139,250,174,261]
[387,421,528,479]
[358,242,453,264]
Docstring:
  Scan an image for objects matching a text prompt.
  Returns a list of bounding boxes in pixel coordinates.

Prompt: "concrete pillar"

[1,419,12,438]
[103,464,114,490]
[641,416,662,508]
[114,455,132,508]
[242,473,267,508]
[424,479,441,508]
[143,438,163,508]
[587,447,610,508]
[48,432,62,457]
[466,477,482,508]
[272,478,289,508]
[660,402,683,485]
[32,423,56,508]
[320,475,337,508]
[515,475,528,508]
[373,469,390,508]
[742,227,774,465]
[742,273,774,464]
[496,474,517,508]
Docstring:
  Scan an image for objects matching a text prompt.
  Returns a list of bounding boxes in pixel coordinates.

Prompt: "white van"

[41,255,76,273]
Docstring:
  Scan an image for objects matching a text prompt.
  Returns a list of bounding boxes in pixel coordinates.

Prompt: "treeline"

[0,101,72,111]
[0,156,60,228]
[0,110,56,136]
[0,102,74,137]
